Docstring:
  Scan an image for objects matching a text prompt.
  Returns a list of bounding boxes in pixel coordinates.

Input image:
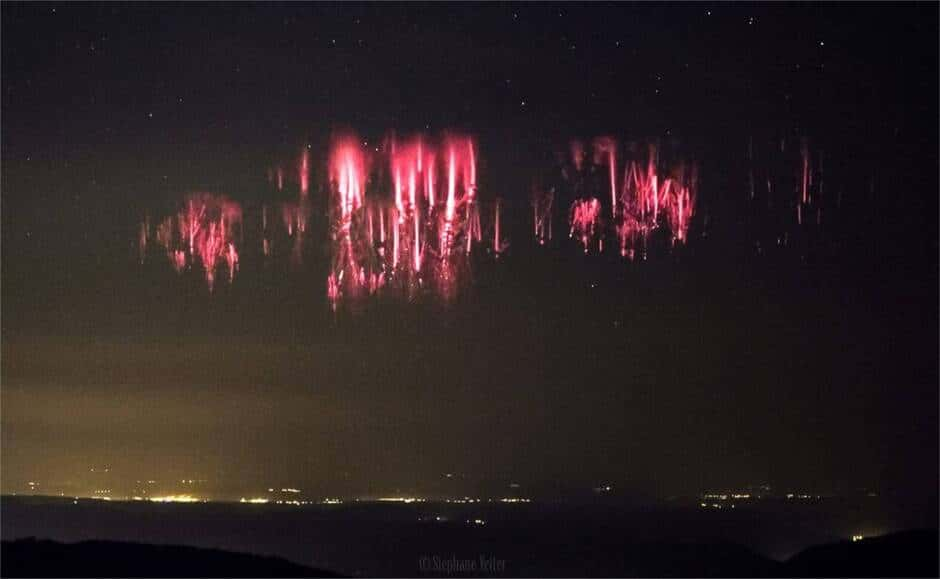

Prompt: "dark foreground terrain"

[2,495,938,577]
[1,538,341,578]
[3,530,937,577]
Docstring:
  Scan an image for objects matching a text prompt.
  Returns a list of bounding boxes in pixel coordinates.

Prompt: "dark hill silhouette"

[783,528,938,578]
[569,541,782,577]
[2,529,936,577]
[1,538,343,578]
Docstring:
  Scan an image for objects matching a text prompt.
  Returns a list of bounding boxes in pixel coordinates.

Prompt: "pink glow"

[594,137,618,217]
[299,149,310,196]
[532,184,554,246]
[146,193,243,290]
[569,197,602,254]
[570,140,585,172]
[321,132,479,309]
[555,139,698,257]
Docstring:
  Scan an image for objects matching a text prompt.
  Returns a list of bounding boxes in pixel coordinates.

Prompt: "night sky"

[2,4,937,502]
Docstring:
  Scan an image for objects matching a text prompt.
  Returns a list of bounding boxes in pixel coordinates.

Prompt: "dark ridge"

[2,530,936,577]
[783,528,939,578]
[0,538,343,578]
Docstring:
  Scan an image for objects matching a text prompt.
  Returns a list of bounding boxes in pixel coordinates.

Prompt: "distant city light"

[239,497,270,504]
[149,495,202,503]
